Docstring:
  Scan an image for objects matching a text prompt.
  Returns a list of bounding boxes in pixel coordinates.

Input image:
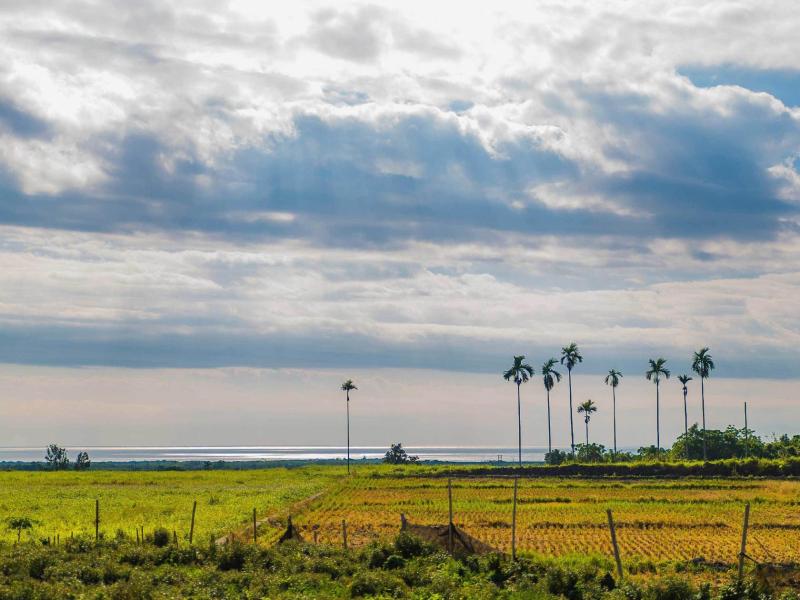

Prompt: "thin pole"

[189,500,197,544]
[607,509,623,579]
[701,377,707,461]
[95,499,99,542]
[511,478,518,560]
[546,388,552,455]
[342,519,348,550]
[683,384,689,459]
[253,508,257,544]
[656,380,660,460]
[738,503,750,580]
[517,382,522,466]
[612,386,617,461]
[448,478,454,553]
[744,402,749,459]
[346,390,350,475]
[568,369,575,456]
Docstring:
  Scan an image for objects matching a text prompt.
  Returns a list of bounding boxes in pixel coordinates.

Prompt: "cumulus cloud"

[0,1,799,375]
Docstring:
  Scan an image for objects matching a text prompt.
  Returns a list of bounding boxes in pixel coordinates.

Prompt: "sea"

[0,446,552,464]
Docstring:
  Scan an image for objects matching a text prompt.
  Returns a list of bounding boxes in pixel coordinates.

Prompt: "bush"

[217,541,247,571]
[152,528,170,548]
[349,570,406,598]
[394,532,431,559]
[383,554,406,570]
[647,576,696,600]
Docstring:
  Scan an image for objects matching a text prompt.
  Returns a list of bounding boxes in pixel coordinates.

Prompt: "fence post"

[313,525,319,544]
[253,509,258,544]
[448,478,454,553]
[606,509,623,579]
[511,477,518,560]
[95,499,99,542]
[342,519,348,550]
[738,503,750,580]
[188,500,197,544]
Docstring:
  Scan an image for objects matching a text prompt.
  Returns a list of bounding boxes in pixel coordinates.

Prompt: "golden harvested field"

[291,475,800,564]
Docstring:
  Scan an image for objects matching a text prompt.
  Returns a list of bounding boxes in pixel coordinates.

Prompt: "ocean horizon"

[0,445,594,463]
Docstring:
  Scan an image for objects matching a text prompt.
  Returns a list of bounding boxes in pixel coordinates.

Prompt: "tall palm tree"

[341,379,357,474]
[691,348,715,461]
[541,359,562,455]
[503,355,534,466]
[577,399,597,446]
[560,343,583,456]
[645,358,670,460]
[677,374,692,457]
[604,369,623,460]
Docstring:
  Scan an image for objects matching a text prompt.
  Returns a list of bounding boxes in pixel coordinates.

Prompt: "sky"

[1,1,799,449]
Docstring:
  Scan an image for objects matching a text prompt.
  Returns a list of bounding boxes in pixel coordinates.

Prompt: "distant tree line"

[544,426,800,464]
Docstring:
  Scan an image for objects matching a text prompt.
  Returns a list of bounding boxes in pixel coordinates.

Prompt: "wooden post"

[95,499,99,542]
[342,519,348,550]
[189,500,197,544]
[253,509,258,544]
[448,478,454,553]
[606,509,623,579]
[136,528,140,544]
[511,477,518,560]
[738,503,750,580]
[313,525,318,544]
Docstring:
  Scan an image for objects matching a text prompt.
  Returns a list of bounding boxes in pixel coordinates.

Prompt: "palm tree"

[691,348,715,461]
[604,369,623,460]
[645,358,670,459]
[541,359,562,455]
[503,355,534,466]
[577,399,597,446]
[560,343,583,456]
[341,379,357,474]
[677,374,692,457]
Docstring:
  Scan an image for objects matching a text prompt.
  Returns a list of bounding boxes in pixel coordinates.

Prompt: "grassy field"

[0,467,341,545]
[2,465,798,569]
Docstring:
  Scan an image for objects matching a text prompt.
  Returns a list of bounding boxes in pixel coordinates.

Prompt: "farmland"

[2,466,799,567]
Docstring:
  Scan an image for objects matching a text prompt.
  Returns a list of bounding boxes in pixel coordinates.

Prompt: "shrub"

[349,570,406,598]
[647,576,696,600]
[217,541,247,571]
[152,528,170,548]
[394,532,431,559]
[383,554,406,570]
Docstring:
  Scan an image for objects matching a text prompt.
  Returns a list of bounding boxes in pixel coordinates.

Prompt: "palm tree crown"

[504,356,534,384]
[560,343,583,371]
[341,379,357,393]
[678,374,692,389]
[691,348,715,379]
[604,369,622,388]
[577,399,597,420]
[542,358,562,391]
[645,358,670,383]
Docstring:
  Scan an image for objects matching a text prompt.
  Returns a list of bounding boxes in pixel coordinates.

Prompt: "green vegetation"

[0,532,798,599]
[0,468,338,544]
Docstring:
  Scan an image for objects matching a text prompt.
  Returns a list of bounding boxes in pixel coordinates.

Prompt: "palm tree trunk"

[701,377,707,461]
[517,382,522,467]
[683,387,688,459]
[585,418,589,446]
[568,369,575,456]
[656,380,660,460]
[546,389,552,455]
[612,387,617,462]
[346,390,350,475]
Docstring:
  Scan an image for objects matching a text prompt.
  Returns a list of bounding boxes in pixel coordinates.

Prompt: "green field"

[0,467,341,545]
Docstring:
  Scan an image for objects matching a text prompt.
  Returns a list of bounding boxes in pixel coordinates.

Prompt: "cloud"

[0,1,799,375]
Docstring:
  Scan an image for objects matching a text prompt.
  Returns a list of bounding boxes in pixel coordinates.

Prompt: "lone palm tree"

[604,369,623,460]
[691,348,715,461]
[541,359,562,455]
[560,343,583,456]
[503,356,534,466]
[677,374,693,457]
[645,358,670,460]
[341,379,357,474]
[577,399,597,446]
